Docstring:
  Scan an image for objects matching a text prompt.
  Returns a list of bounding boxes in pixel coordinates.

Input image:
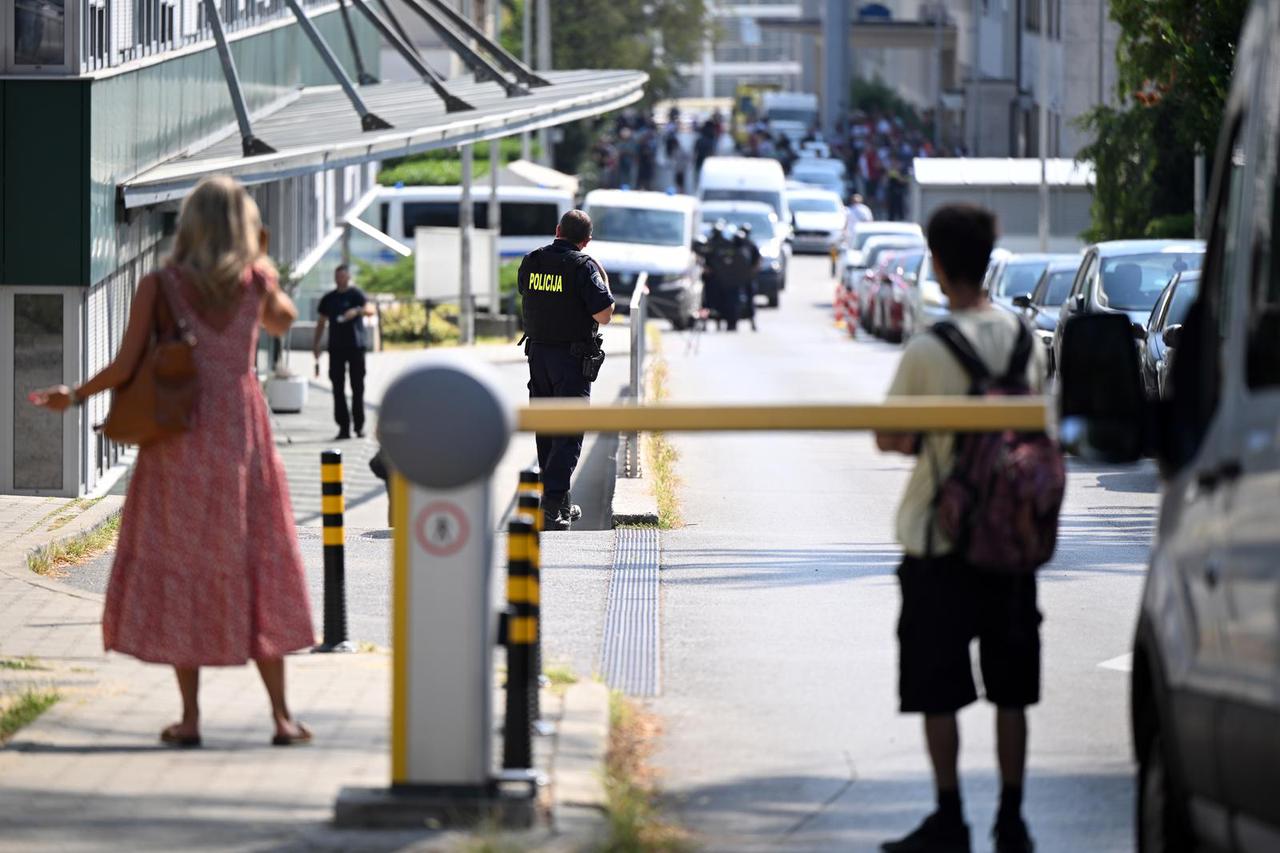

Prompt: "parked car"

[699,200,790,307]
[785,188,848,255]
[854,237,926,331]
[984,252,1078,313]
[1013,257,1086,376]
[790,158,849,199]
[583,189,702,330]
[903,252,948,340]
[1136,270,1199,401]
[1057,3,1280,848]
[1053,239,1206,372]
[843,221,924,285]
[870,249,926,342]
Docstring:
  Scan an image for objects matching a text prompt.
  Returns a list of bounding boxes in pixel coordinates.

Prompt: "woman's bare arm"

[258,266,298,337]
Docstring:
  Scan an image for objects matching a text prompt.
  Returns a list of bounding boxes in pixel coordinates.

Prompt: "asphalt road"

[649,253,1157,852]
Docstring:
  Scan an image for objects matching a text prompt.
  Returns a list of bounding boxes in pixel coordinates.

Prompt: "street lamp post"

[521,0,532,161]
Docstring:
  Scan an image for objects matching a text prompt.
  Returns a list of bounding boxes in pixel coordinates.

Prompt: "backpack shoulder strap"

[931,321,989,392]
[1002,319,1034,382]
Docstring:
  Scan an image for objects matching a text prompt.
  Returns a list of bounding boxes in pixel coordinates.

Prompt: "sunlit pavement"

[649,254,1153,851]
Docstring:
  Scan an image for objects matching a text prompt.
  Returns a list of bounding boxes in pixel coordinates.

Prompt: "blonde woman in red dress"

[32,176,315,748]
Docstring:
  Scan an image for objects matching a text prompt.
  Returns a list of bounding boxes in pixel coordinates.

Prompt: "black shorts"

[897,553,1042,714]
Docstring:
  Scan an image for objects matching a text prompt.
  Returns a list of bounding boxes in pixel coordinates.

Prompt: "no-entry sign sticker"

[414,501,470,557]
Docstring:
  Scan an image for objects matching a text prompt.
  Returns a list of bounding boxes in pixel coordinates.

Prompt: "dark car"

[1135,270,1199,400]
[1012,257,1084,376]
[983,253,1076,313]
[1053,239,1206,370]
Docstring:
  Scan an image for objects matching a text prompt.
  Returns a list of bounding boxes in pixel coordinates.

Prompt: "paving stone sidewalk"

[0,499,607,852]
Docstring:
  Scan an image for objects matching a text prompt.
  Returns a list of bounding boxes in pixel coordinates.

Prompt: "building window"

[12,293,63,490]
[13,0,67,66]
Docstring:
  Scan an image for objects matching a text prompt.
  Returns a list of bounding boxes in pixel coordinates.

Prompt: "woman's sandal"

[160,724,202,748]
[271,722,313,747]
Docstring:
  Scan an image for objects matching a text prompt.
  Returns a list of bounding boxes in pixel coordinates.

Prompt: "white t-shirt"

[886,305,1047,557]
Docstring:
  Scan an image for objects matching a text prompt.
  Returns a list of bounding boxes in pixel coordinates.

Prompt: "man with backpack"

[876,204,1061,853]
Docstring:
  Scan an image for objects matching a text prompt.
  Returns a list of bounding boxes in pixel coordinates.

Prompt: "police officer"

[519,210,615,531]
[734,223,763,331]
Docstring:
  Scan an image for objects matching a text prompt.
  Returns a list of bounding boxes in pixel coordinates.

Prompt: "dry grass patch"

[603,692,692,852]
[27,514,120,577]
[644,347,682,531]
[0,688,60,743]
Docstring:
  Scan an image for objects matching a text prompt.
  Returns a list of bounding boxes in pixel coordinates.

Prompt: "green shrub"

[378,138,541,187]
[357,256,416,297]
[379,302,426,342]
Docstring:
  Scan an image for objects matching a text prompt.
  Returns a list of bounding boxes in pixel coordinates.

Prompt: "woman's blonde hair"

[169,175,271,309]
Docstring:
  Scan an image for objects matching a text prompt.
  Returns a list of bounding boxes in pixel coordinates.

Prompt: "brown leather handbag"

[102,270,199,447]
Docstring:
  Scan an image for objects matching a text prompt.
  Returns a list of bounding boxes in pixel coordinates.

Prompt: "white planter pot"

[265,376,308,414]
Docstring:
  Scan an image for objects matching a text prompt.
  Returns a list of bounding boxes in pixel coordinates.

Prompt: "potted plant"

[264,261,309,414]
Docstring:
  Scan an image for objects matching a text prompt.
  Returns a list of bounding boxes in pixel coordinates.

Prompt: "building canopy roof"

[912,158,1095,188]
[121,69,646,208]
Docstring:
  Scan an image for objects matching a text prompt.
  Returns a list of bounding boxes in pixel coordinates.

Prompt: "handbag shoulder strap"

[152,268,190,340]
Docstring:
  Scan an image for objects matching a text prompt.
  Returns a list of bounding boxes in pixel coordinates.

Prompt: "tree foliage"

[1079,0,1247,241]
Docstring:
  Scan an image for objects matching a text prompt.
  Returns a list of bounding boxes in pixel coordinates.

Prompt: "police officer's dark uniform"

[734,224,762,330]
[519,234,614,530]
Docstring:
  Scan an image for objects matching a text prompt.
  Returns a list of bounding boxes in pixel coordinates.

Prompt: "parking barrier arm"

[516,398,1051,435]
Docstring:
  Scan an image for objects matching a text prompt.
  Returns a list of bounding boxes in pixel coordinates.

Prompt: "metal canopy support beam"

[397,0,526,97]
[202,0,276,156]
[376,0,429,74]
[417,0,550,88]
[348,0,474,112]
[283,0,394,131]
[337,0,379,85]
[821,0,849,139]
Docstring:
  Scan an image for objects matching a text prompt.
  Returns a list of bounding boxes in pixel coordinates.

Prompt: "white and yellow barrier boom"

[516,398,1051,435]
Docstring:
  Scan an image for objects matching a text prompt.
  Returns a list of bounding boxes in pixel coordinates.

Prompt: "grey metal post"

[1038,0,1049,252]
[521,0,532,160]
[626,274,649,478]
[821,0,849,140]
[933,3,943,150]
[536,0,551,165]
[971,0,982,155]
[202,0,275,156]
[489,139,502,316]
[1194,153,1206,239]
[461,145,476,345]
[337,0,379,85]
[418,0,549,87]
[283,0,392,131]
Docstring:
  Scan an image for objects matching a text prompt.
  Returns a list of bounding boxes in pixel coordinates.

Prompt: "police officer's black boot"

[542,492,572,532]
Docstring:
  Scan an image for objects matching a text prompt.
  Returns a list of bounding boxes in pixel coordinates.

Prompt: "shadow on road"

[662,769,1133,851]
[661,544,902,588]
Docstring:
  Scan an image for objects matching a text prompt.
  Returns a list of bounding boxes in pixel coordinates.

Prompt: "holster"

[570,334,606,382]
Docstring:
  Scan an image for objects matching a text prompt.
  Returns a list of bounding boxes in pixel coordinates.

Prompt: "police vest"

[520,246,597,344]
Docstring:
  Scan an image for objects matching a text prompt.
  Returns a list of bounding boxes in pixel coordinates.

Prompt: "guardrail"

[622,273,650,478]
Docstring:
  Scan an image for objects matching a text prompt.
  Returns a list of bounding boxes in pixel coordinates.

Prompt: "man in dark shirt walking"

[519,210,615,530]
[313,265,374,439]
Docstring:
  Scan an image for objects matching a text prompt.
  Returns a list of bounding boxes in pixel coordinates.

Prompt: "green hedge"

[377,137,541,187]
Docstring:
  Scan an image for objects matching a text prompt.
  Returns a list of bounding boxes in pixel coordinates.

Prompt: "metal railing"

[79,0,332,72]
[623,273,650,478]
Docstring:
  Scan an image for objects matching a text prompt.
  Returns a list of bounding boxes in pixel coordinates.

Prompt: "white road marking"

[1098,653,1133,673]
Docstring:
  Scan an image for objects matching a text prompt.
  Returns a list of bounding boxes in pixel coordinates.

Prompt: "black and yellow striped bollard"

[316,449,354,653]
[502,515,539,770]
[515,485,548,727]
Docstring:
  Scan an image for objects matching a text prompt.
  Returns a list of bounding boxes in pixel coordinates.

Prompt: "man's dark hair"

[558,209,592,244]
[335,264,349,274]
[925,204,997,288]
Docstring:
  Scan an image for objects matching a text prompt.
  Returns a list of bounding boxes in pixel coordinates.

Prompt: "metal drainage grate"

[599,527,661,697]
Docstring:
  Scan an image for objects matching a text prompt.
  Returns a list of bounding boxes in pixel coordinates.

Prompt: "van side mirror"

[1058,313,1146,463]
[1132,322,1148,341]
[1162,324,1182,348]
[1012,294,1032,310]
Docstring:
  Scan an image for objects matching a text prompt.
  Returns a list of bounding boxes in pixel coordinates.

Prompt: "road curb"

[611,475,659,527]
[0,496,123,603]
[549,680,610,848]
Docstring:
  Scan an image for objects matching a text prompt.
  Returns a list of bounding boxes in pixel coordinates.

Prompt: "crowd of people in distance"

[588,99,966,224]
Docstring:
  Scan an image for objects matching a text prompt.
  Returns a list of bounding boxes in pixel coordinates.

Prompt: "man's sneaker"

[542,508,571,531]
[992,817,1034,853]
[567,504,582,522]
[334,430,351,441]
[882,812,971,853]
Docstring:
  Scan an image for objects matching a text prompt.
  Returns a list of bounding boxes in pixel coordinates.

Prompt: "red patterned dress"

[103,266,315,667]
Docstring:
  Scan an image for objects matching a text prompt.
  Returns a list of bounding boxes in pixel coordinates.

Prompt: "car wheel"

[1137,729,1194,853]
